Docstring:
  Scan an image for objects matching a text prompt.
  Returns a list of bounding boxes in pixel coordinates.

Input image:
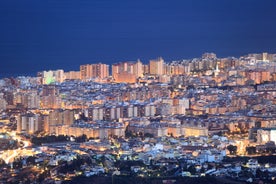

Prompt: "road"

[0,131,35,164]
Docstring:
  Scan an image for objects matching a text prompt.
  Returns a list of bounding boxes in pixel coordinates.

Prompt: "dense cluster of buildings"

[0,52,276,183]
[0,52,275,149]
[35,52,276,85]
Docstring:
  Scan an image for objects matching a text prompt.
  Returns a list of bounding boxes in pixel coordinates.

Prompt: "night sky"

[1,0,276,77]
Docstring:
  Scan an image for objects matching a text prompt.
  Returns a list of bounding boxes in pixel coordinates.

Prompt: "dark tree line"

[31,134,89,145]
[31,135,70,145]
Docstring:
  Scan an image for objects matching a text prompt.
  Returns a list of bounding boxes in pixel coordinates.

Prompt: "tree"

[75,134,87,143]
[255,121,262,128]
[227,145,237,155]
[144,133,154,138]
[187,165,196,174]
[0,158,7,167]
[265,141,276,154]
[246,146,256,155]
[31,135,69,145]
[125,130,133,138]
[256,168,269,179]
[26,156,36,165]
[13,158,23,169]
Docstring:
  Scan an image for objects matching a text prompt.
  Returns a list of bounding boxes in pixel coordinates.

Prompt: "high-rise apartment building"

[80,64,92,80]
[0,93,7,110]
[64,71,81,80]
[112,60,143,83]
[80,63,109,80]
[40,86,61,109]
[133,59,143,78]
[17,113,40,134]
[149,57,164,75]
[40,70,65,84]
[47,109,75,133]
[92,63,109,79]
[21,92,40,109]
[42,85,59,96]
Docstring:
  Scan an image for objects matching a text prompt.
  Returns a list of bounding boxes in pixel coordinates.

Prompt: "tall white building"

[257,128,276,144]
[41,69,65,84]
[0,93,7,110]
[17,113,40,134]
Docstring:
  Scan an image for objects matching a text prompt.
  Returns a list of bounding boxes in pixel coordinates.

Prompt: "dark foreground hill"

[62,175,246,184]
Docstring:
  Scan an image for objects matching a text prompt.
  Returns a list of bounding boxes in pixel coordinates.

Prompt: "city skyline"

[1,1,276,183]
[1,0,276,77]
[0,51,274,79]
[0,51,275,183]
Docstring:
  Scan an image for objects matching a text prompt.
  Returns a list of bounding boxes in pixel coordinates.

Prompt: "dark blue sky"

[1,0,276,77]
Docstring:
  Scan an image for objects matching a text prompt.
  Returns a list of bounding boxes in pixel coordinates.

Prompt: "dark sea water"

[1,0,276,78]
